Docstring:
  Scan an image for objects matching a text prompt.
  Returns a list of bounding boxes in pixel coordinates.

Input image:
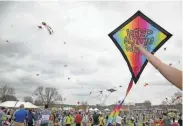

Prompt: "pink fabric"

[171,123,179,126]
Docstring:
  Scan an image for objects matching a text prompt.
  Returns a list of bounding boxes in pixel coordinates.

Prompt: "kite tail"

[48,26,54,33]
[106,78,133,126]
[47,27,52,35]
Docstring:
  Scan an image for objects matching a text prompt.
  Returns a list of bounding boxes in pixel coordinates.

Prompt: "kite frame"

[109,10,172,83]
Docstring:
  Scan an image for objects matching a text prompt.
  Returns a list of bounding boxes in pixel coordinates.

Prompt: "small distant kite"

[63,98,66,101]
[144,83,148,87]
[6,40,9,43]
[68,78,70,80]
[36,74,39,76]
[172,95,182,103]
[107,88,116,93]
[77,101,80,105]
[89,92,92,95]
[42,22,54,35]
[64,42,66,44]
[38,26,42,29]
[119,85,122,88]
[64,65,67,67]
[164,48,166,51]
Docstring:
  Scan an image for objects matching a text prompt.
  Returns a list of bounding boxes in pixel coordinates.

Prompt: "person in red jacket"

[75,112,82,126]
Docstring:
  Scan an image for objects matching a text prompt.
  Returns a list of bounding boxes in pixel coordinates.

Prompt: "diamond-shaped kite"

[109,11,172,83]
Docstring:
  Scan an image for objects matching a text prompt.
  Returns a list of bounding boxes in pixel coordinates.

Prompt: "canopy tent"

[0,101,39,108]
[89,108,93,111]
[104,108,110,111]
[94,108,99,111]
[63,107,74,111]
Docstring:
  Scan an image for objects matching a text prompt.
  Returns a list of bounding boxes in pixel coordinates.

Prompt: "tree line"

[0,85,62,106]
[0,85,182,106]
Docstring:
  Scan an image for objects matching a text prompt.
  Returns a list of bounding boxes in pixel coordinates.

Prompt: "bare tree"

[0,85,16,102]
[24,96,33,103]
[33,86,62,106]
[34,99,43,106]
[0,95,17,102]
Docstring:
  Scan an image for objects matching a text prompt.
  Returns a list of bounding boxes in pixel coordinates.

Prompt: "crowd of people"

[0,104,182,126]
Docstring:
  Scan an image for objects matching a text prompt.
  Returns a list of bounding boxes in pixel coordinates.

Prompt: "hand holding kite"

[135,43,182,90]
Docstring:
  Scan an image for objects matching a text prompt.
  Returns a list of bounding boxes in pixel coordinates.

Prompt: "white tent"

[104,108,110,111]
[63,107,73,111]
[94,108,99,111]
[0,101,39,108]
[89,108,93,111]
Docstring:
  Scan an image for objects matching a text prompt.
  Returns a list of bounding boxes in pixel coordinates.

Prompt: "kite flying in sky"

[38,26,42,29]
[37,22,53,35]
[107,10,172,126]
[109,10,172,84]
[144,83,148,87]
[172,95,182,103]
[42,22,54,35]
[107,88,116,93]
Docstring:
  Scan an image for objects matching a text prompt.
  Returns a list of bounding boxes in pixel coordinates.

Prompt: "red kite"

[41,22,54,35]
[144,83,148,87]
[77,101,80,105]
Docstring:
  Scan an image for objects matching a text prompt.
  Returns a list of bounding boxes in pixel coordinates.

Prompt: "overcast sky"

[0,1,182,105]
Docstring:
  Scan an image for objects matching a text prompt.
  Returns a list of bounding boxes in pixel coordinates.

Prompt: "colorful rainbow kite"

[109,10,172,83]
[107,10,172,125]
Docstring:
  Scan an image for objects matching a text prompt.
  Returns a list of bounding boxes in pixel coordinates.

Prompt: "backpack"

[93,114,99,124]
[1,115,7,121]
[28,113,34,123]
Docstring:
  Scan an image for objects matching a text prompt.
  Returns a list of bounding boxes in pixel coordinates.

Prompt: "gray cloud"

[0,40,30,59]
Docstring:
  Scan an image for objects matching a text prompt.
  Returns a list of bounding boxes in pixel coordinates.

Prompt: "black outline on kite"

[108,10,172,83]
